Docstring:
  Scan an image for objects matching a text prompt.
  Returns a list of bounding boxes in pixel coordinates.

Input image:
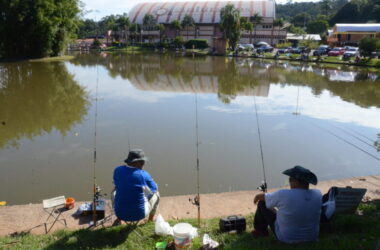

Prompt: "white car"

[343,47,359,58]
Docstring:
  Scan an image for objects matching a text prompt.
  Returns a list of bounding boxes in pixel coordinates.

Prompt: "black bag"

[219,215,246,233]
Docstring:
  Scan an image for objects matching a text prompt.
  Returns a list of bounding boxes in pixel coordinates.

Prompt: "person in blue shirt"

[113,149,159,224]
[252,166,322,244]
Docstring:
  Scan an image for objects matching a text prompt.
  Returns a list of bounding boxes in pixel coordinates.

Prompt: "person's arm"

[143,171,158,193]
[253,193,265,204]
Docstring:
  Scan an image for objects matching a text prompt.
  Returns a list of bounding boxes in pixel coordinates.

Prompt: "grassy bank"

[1,200,379,249]
[28,56,75,62]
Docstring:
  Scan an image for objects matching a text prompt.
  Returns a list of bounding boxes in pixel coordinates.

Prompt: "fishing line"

[329,123,377,150]
[309,121,380,162]
[253,95,267,192]
[345,126,376,144]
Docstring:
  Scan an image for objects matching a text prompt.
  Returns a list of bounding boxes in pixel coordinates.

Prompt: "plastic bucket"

[65,197,75,210]
[173,223,192,249]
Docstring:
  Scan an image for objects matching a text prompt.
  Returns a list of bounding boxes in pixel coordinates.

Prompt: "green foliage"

[307,20,329,34]
[0,0,81,59]
[359,37,380,58]
[181,14,195,40]
[276,42,292,48]
[92,39,102,48]
[292,12,312,27]
[330,0,380,25]
[143,14,157,28]
[77,19,98,39]
[299,39,320,49]
[288,25,307,35]
[185,39,209,49]
[174,36,184,48]
[220,4,241,51]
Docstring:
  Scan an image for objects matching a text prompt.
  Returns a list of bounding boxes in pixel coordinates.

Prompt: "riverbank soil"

[0,175,379,236]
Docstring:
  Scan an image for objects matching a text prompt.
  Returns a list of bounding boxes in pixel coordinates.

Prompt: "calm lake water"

[1,53,380,205]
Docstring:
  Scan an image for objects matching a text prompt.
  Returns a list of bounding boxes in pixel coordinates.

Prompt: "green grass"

[1,200,379,249]
[28,55,74,62]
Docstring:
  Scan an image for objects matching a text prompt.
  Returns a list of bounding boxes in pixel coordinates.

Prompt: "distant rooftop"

[335,23,380,33]
[286,33,321,41]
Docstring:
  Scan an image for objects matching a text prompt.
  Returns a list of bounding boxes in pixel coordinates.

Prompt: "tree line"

[0,0,81,59]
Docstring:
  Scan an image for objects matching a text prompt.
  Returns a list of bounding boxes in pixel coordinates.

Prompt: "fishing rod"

[92,63,100,226]
[253,95,267,193]
[189,93,201,227]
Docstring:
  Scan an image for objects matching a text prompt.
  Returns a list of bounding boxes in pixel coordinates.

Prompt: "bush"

[359,37,380,58]
[299,39,320,50]
[111,41,121,47]
[92,39,102,49]
[185,39,209,49]
[173,36,184,48]
[276,42,292,48]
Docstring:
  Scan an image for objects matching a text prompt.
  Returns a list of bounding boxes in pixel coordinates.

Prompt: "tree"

[220,4,241,51]
[320,0,332,16]
[250,13,263,43]
[143,14,157,44]
[359,37,380,58]
[271,18,284,45]
[0,0,81,59]
[157,24,165,43]
[306,19,329,35]
[77,19,98,39]
[115,14,130,44]
[171,20,182,36]
[181,14,195,41]
[244,21,254,44]
[291,12,311,28]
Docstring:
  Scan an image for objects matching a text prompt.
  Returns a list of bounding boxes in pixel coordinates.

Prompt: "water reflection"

[0,62,89,149]
[71,53,380,108]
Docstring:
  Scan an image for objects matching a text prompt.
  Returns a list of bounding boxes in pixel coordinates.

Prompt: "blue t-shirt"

[265,189,322,244]
[113,165,158,221]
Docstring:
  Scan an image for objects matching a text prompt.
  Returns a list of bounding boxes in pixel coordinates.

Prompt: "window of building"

[347,34,351,41]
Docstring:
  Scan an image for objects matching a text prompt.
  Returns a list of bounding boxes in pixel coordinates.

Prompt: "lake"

[1,52,380,205]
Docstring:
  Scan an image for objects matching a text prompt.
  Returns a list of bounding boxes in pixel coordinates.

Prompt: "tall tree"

[0,0,81,59]
[250,13,263,44]
[271,18,284,45]
[116,14,130,43]
[171,20,182,36]
[220,4,241,51]
[181,14,195,41]
[143,14,157,43]
[157,24,165,43]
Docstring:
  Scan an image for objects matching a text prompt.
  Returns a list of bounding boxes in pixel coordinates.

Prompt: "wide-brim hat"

[124,149,148,164]
[282,165,318,185]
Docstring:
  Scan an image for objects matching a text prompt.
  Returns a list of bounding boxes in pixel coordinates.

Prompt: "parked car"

[313,45,331,56]
[290,46,309,54]
[256,45,274,53]
[278,47,292,54]
[328,47,346,56]
[343,47,359,58]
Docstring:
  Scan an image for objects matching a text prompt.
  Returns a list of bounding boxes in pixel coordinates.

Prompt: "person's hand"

[253,193,264,204]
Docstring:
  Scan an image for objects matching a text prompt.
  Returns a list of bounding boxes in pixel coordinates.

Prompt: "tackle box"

[219,215,246,233]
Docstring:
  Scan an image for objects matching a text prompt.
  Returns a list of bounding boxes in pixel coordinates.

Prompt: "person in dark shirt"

[113,149,159,224]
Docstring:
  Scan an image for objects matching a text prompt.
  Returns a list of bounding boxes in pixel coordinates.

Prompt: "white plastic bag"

[155,214,174,236]
[203,234,219,248]
[322,188,336,220]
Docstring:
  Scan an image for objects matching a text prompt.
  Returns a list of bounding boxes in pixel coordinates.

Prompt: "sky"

[81,0,318,20]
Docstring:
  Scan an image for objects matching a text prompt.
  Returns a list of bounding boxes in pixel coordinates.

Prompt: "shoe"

[251,229,269,238]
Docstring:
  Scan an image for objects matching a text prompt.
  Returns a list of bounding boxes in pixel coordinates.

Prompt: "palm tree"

[181,14,195,41]
[143,14,157,43]
[116,14,130,44]
[171,20,182,37]
[271,18,284,45]
[157,24,165,43]
[245,22,254,44]
[250,13,263,44]
[220,4,241,51]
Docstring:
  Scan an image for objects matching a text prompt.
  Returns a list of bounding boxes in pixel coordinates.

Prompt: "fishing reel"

[189,195,200,207]
[257,181,267,193]
[93,185,107,202]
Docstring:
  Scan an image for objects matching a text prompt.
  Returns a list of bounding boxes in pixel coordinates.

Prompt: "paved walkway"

[0,174,379,236]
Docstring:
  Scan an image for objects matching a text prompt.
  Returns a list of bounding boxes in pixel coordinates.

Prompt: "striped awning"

[129,0,275,25]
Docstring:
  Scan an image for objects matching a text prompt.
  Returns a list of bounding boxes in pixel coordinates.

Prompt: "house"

[327,23,380,46]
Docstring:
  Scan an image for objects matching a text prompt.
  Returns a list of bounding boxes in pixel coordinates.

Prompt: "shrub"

[276,42,292,48]
[185,39,209,49]
[173,36,184,48]
[359,37,380,58]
